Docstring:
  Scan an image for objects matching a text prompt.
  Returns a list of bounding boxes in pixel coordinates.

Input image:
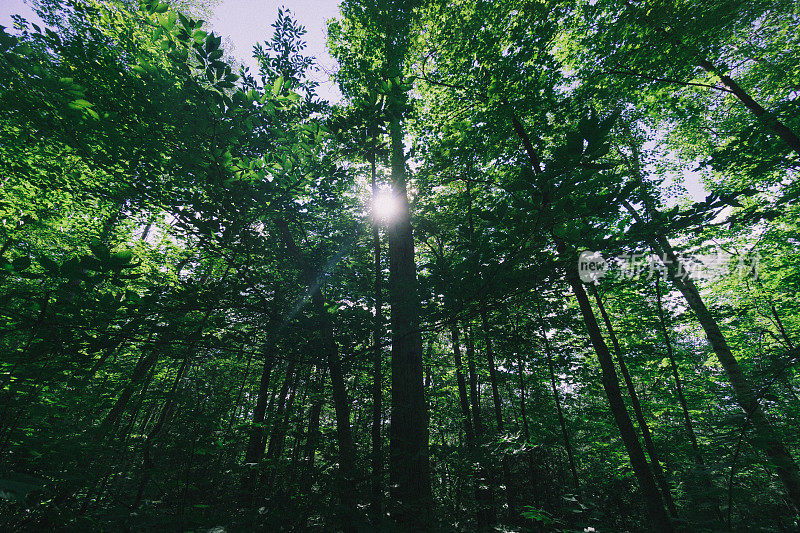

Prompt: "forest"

[1,0,799,530]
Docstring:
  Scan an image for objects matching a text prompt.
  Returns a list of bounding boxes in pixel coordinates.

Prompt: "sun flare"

[372,188,402,223]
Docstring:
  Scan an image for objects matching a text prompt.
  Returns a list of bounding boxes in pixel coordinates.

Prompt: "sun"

[372,188,402,223]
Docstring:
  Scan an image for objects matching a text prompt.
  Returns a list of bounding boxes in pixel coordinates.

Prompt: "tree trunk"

[275,219,359,528]
[370,150,385,521]
[697,58,800,156]
[622,0,800,156]
[506,99,672,529]
[591,285,678,518]
[655,279,723,521]
[561,242,673,531]
[465,323,483,437]
[480,306,503,431]
[99,350,158,434]
[452,325,474,445]
[266,360,297,460]
[240,345,276,506]
[134,356,190,510]
[298,368,325,530]
[516,350,530,442]
[535,302,579,492]
[386,114,432,526]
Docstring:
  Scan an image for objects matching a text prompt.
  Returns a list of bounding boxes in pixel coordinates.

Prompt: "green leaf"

[272,75,284,95]
[192,30,208,44]
[110,250,133,265]
[162,11,176,30]
[68,99,93,110]
[205,33,221,53]
[90,239,110,261]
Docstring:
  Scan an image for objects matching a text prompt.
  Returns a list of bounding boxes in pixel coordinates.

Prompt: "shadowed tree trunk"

[240,344,276,506]
[506,98,673,530]
[535,301,579,492]
[480,306,503,431]
[620,0,800,156]
[386,108,432,526]
[274,219,358,529]
[464,321,495,527]
[591,285,678,518]
[655,279,723,521]
[370,139,385,521]
[562,255,673,531]
[452,324,474,446]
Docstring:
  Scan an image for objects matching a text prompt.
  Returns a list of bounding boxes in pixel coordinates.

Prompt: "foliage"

[1,0,799,530]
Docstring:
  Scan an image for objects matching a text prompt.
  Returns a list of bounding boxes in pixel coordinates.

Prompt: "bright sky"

[0,0,343,101]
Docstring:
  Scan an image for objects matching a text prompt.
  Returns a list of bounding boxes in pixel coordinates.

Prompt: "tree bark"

[655,280,705,469]
[370,150,385,521]
[655,280,722,521]
[505,99,673,529]
[591,285,678,518]
[452,325,474,445]
[697,58,800,156]
[621,0,800,156]
[465,323,483,437]
[535,302,579,492]
[274,219,359,529]
[387,114,432,526]
[480,306,503,432]
[561,242,674,532]
[240,345,276,505]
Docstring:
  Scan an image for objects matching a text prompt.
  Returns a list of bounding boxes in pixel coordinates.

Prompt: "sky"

[0,0,344,101]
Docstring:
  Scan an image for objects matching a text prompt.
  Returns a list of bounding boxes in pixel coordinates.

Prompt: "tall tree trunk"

[452,323,493,528]
[465,322,495,527]
[654,280,704,467]
[506,99,673,529]
[452,325,474,445]
[370,149,385,521]
[481,306,514,520]
[387,113,432,526]
[133,356,190,510]
[270,366,301,486]
[266,360,297,461]
[240,344,276,506]
[480,305,503,432]
[622,0,800,156]
[655,280,722,521]
[298,368,325,530]
[561,242,673,531]
[516,352,530,442]
[275,219,359,529]
[696,59,800,156]
[99,349,158,434]
[263,360,300,497]
[591,285,678,517]
[465,323,483,437]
